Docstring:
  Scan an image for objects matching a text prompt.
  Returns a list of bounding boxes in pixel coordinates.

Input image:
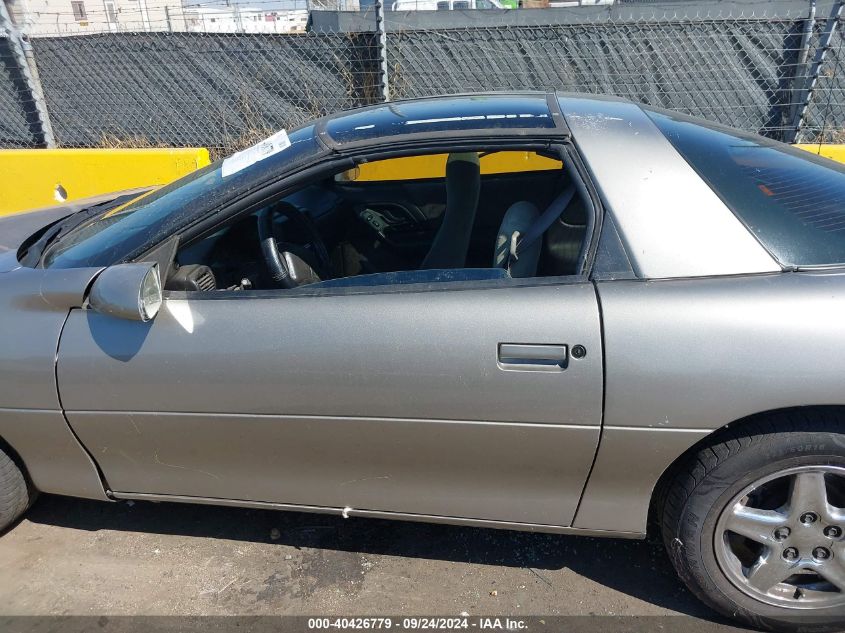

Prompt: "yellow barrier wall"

[351,151,562,182]
[796,144,845,163]
[0,148,211,216]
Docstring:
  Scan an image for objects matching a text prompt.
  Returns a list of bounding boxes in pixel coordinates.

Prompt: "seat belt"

[509,185,577,262]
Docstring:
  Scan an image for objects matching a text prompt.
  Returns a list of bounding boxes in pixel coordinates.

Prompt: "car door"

[57,278,602,527]
[58,278,602,525]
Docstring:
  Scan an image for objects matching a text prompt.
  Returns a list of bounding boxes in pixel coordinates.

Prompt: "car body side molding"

[111,491,644,539]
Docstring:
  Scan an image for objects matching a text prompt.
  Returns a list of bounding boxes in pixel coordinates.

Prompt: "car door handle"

[498,343,568,370]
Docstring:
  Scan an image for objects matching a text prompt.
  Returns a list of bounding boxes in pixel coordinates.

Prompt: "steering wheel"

[257,201,331,289]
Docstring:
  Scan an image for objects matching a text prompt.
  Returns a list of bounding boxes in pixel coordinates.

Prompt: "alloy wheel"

[714,465,845,609]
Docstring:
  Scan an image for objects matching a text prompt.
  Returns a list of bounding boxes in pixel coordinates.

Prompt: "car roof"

[317,92,587,149]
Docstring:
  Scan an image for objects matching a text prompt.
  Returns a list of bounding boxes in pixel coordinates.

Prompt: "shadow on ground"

[26,494,718,619]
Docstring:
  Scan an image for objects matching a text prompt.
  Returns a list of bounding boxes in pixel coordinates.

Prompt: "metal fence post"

[0,0,56,147]
[374,0,389,102]
[786,0,816,137]
[787,0,844,143]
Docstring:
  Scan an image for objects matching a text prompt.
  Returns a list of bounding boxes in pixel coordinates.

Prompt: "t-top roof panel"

[324,94,561,146]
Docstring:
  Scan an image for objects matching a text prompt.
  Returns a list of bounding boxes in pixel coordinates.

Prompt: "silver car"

[1,93,845,630]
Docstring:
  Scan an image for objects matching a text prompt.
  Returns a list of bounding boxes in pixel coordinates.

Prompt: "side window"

[104,1,118,24]
[71,0,87,20]
[171,148,593,293]
[646,109,845,268]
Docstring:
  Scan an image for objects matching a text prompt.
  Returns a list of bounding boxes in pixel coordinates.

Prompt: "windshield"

[42,125,324,269]
[646,109,845,268]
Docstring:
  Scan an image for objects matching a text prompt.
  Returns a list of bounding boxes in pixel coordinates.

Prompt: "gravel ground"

[0,494,725,619]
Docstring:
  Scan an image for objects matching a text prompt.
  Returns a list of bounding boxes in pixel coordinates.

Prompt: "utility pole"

[234,4,243,32]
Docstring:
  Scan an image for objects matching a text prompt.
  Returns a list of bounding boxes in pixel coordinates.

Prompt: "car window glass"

[173,147,590,293]
[324,96,555,146]
[646,109,845,268]
[42,125,323,269]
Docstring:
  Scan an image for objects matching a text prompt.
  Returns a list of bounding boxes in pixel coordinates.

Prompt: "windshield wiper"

[18,220,68,267]
[22,193,142,268]
[18,204,106,268]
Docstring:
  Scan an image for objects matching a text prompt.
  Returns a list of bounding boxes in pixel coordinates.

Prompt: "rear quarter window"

[645,109,845,268]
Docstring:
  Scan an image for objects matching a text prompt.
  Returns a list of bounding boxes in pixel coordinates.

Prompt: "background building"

[6,0,186,34]
[4,0,318,35]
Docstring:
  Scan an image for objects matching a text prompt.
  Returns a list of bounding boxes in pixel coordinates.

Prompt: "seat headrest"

[447,152,480,167]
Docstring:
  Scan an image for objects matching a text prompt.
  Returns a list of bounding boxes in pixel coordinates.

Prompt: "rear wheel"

[0,447,30,533]
[660,413,845,631]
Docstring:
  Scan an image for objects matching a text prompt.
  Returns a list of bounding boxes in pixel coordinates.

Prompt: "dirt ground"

[0,494,727,619]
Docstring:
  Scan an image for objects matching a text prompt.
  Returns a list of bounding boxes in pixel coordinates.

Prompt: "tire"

[659,411,845,632]
[0,447,30,533]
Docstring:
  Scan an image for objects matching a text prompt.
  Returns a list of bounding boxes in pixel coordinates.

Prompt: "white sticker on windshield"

[221,129,291,178]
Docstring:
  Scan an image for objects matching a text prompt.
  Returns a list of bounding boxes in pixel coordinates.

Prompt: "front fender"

[0,265,109,501]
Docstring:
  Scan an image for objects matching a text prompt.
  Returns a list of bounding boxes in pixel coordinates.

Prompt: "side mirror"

[88,262,163,322]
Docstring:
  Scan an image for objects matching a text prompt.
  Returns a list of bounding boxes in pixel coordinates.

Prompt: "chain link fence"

[31,31,379,152]
[389,19,809,138]
[803,15,845,142]
[0,1,843,154]
[0,35,36,147]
